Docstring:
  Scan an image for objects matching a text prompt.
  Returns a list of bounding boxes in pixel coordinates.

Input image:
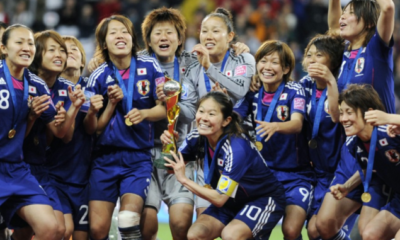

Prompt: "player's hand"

[164,151,187,183]
[87,56,105,73]
[365,110,391,126]
[28,95,51,120]
[211,82,228,95]
[107,85,123,104]
[160,130,179,145]
[231,42,250,55]
[192,44,211,70]
[249,75,261,92]
[330,184,349,200]
[88,94,104,114]
[68,85,86,108]
[125,108,146,125]
[156,82,166,102]
[54,102,66,126]
[387,124,400,138]
[308,63,335,84]
[255,120,279,142]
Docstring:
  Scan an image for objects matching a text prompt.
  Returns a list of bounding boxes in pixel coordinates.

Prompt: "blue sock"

[284,235,303,240]
[327,230,350,240]
[118,225,142,240]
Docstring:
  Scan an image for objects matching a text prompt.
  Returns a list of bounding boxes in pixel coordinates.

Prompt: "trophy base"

[154,152,174,170]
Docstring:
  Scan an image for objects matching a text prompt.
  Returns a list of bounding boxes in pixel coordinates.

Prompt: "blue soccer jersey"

[236,81,309,170]
[46,77,92,186]
[23,77,74,165]
[179,129,286,208]
[86,56,164,150]
[338,29,395,114]
[0,60,56,163]
[300,75,343,173]
[347,126,400,194]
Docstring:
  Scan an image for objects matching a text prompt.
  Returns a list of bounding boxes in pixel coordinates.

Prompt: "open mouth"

[159,44,170,50]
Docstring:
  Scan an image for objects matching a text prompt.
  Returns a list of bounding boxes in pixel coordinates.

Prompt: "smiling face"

[1,27,35,69]
[339,101,366,136]
[64,39,83,72]
[196,97,231,141]
[105,20,133,59]
[339,4,366,43]
[148,21,181,63]
[40,37,66,74]
[303,44,331,70]
[200,16,233,61]
[257,51,289,90]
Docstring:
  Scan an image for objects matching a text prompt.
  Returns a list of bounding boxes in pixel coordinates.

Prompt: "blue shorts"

[364,176,392,210]
[52,180,89,231]
[29,164,63,212]
[203,196,285,239]
[311,171,334,216]
[329,155,363,203]
[381,192,400,219]
[89,149,152,203]
[272,169,314,213]
[0,161,51,227]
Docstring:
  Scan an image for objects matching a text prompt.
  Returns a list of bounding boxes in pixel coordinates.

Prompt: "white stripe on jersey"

[252,197,276,237]
[0,60,3,68]
[186,129,200,140]
[88,63,107,87]
[58,77,74,86]
[286,82,305,96]
[378,125,388,132]
[29,72,51,92]
[137,56,162,73]
[223,141,233,172]
[346,136,356,146]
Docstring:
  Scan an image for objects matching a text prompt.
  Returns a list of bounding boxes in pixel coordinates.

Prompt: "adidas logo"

[343,225,348,232]
[106,75,114,84]
[0,78,5,85]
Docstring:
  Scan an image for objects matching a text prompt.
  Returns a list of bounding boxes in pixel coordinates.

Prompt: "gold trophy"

[154,76,182,170]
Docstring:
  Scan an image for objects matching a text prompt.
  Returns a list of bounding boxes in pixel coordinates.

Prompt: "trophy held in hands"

[154,76,182,170]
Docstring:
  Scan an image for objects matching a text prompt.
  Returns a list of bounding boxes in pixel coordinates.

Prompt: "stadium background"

[1,0,400,238]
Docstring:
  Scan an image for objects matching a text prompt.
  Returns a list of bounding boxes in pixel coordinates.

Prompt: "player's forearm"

[327,78,340,123]
[344,171,362,192]
[143,103,166,122]
[328,0,342,33]
[97,102,117,134]
[180,178,228,207]
[84,111,98,135]
[276,118,303,134]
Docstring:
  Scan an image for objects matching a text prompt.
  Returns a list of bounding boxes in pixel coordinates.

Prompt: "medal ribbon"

[113,57,136,113]
[3,62,29,130]
[342,47,363,89]
[256,81,285,142]
[204,135,228,185]
[310,84,327,141]
[359,127,377,194]
[204,50,230,92]
[152,54,180,82]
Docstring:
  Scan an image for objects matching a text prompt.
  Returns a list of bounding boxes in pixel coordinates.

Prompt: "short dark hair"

[141,7,186,57]
[339,84,385,118]
[95,15,139,62]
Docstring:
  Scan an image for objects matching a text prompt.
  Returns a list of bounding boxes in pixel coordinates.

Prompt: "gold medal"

[255,141,263,151]
[125,118,133,126]
[8,129,16,139]
[308,139,317,149]
[361,192,371,203]
[34,136,39,146]
[203,184,213,189]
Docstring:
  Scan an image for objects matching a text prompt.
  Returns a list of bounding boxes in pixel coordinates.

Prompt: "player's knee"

[361,226,381,240]
[36,221,59,240]
[220,227,243,240]
[316,217,337,238]
[187,224,209,240]
[282,224,302,240]
[118,211,142,239]
[90,224,109,240]
[63,225,73,240]
[307,223,320,239]
[55,222,66,240]
[169,217,191,239]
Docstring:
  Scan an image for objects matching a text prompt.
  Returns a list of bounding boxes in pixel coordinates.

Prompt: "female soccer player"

[46,35,92,240]
[22,30,85,240]
[84,15,166,240]
[0,24,75,240]
[332,84,400,240]
[162,91,286,239]
[235,40,313,240]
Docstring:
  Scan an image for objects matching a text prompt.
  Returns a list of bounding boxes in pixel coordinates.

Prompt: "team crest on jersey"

[279,93,287,100]
[385,149,400,163]
[137,68,147,75]
[355,57,365,74]
[137,80,150,96]
[276,105,289,121]
[58,90,67,96]
[28,86,37,94]
[225,70,232,77]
